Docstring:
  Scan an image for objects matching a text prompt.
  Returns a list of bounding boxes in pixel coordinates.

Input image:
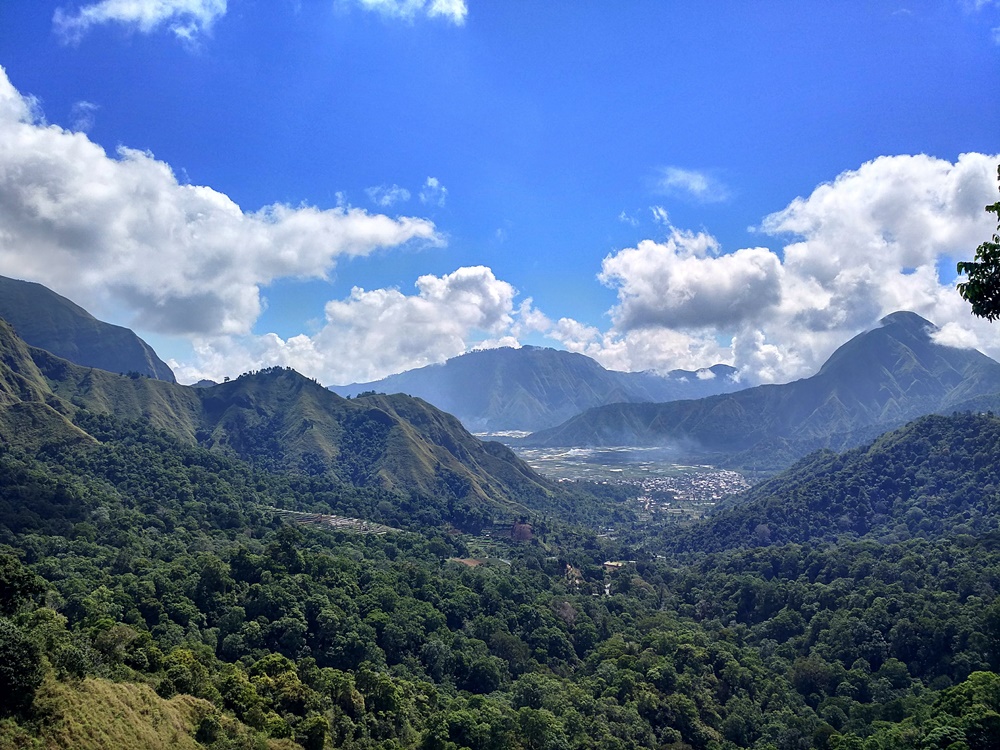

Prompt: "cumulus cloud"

[317,266,514,378]
[354,0,467,24]
[931,321,980,349]
[741,153,999,381]
[0,66,440,339]
[4,64,997,391]
[548,153,1000,385]
[656,166,729,203]
[759,152,998,340]
[173,152,1000,387]
[419,176,448,207]
[173,266,520,384]
[545,316,729,375]
[598,228,783,330]
[510,298,551,338]
[54,0,227,43]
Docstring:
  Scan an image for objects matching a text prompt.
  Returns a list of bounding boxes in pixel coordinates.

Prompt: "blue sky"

[0,0,998,385]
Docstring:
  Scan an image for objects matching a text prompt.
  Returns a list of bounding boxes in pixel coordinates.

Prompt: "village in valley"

[514,445,750,520]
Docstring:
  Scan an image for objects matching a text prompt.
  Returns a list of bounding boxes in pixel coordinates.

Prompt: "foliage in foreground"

[1,410,1000,748]
[957,164,1000,321]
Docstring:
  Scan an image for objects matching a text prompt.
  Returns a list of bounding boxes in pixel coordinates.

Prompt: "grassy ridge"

[0,677,300,750]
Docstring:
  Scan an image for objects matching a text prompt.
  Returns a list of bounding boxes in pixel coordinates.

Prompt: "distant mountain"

[524,312,1000,469]
[669,411,1000,553]
[0,275,175,382]
[0,319,558,529]
[330,345,741,432]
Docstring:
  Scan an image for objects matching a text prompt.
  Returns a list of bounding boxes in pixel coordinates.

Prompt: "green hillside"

[3,387,1000,748]
[0,677,302,750]
[0,275,175,382]
[3,306,1000,748]
[668,411,1000,554]
[0,319,562,530]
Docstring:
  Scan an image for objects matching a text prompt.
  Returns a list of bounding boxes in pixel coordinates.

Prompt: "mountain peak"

[878,310,936,332]
[816,310,946,379]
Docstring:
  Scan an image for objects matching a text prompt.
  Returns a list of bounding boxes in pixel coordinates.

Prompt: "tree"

[0,553,45,616]
[957,165,1000,320]
[0,618,44,716]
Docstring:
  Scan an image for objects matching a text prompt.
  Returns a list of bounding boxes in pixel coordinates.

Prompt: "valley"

[513,445,750,520]
[2,282,1000,750]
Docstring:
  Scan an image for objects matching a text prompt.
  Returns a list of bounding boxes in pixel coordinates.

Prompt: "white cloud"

[545,316,729,375]
[598,228,783,330]
[4,65,997,392]
[354,0,467,24]
[548,317,601,353]
[746,152,1000,380]
[0,66,440,339]
[54,0,227,43]
[428,0,467,22]
[656,166,729,203]
[173,152,1000,387]
[419,176,448,207]
[931,321,980,349]
[173,266,519,384]
[545,153,1000,385]
[366,184,411,207]
[762,152,996,313]
[729,328,803,385]
[510,298,551,338]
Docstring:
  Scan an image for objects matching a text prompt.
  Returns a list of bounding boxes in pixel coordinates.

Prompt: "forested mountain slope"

[3,398,1000,748]
[0,318,559,529]
[526,312,1000,471]
[331,345,741,432]
[0,275,175,382]
[667,411,1000,554]
[3,307,1000,749]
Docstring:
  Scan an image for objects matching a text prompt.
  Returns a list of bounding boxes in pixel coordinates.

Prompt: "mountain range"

[524,312,1000,470]
[5,278,1000,749]
[0,275,175,382]
[7,274,1000,481]
[330,346,741,433]
[0,317,557,530]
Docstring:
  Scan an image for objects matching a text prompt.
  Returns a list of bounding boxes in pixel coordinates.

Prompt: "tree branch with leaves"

[957,165,1000,321]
